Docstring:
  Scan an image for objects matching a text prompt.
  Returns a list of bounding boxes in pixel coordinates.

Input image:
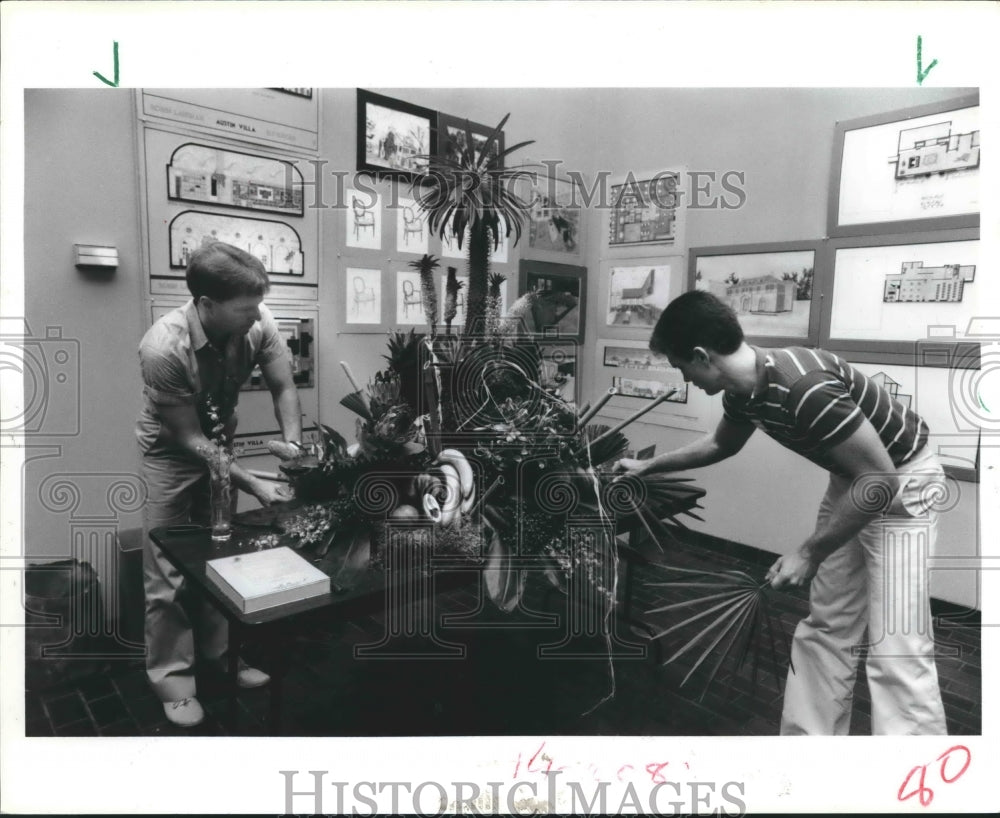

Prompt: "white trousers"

[142,454,232,702]
[780,449,948,735]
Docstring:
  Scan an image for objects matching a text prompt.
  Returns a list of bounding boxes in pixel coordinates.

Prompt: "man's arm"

[155,401,288,507]
[613,416,755,476]
[768,417,900,588]
[260,354,303,445]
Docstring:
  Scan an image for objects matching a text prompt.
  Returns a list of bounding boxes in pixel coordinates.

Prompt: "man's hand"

[612,457,647,476]
[247,477,293,507]
[767,550,819,589]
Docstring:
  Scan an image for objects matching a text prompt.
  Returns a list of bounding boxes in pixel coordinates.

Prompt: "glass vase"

[207,447,234,542]
[210,470,232,542]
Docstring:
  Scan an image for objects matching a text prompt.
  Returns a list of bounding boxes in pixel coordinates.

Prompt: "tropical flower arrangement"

[253,114,793,706]
[267,116,707,615]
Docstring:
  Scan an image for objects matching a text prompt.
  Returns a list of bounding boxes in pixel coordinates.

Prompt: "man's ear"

[691,346,711,365]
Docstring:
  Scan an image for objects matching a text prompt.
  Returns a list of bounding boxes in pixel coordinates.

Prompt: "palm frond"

[339,391,373,422]
[641,563,793,701]
[580,423,630,467]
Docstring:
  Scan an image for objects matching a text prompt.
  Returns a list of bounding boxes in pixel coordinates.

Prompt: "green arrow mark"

[94,41,119,87]
[916,35,938,86]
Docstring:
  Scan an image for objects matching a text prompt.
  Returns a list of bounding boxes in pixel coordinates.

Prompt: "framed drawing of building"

[605,171,684,254]
[688,240,822,347]
[823,229,981,367]
[828,93,979,237]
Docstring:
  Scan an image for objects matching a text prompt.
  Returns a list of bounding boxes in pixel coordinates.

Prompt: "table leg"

[228,621,241,733]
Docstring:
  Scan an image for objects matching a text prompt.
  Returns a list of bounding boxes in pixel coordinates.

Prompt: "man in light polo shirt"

[614,290,947,735]
[136,242,304,727]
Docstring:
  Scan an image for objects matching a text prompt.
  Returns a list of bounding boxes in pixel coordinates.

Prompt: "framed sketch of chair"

[402,205,424,246]
[352,196,376,239]
[401,278,422,318]
[353,275,377,315]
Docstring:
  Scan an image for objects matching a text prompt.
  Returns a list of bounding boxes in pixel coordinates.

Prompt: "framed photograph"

[395,196,429,255]
[606,171,683,253]
[515,260,587,343]
[345,188,383,251]
[344,267,382,326]
[437,112,504,168]
[524,172,583,259]
[823,229,981,367]
[356,90,436,182]
[168,210,304,275]
[166,143,303,215]
[604,259,678,329]
[828,93,979,237]
[689,241,822,347]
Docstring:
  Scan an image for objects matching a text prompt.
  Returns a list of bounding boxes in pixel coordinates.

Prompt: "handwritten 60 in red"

[897,745,971,807]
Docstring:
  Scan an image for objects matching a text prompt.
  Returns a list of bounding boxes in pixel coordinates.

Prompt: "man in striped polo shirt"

[614,291,947,735]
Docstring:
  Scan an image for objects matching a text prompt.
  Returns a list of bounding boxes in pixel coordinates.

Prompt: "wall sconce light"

[74,244,119,270]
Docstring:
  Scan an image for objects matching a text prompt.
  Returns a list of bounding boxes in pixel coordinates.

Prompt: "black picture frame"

[828,93,980,238]
[688,240,824,349]
[436,113,505,169]
[356,90,437,183]
[517,259,587,343]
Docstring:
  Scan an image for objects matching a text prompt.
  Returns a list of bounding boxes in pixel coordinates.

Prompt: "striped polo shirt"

[723,347,928,475]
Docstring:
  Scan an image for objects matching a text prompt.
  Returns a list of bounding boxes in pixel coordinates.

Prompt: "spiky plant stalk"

[443,266,462,336]
[412,114,533,342]
[409,254,440,338]
[484,271,506,338]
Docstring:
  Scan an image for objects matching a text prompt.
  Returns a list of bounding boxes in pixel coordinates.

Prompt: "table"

[149,503,477,734]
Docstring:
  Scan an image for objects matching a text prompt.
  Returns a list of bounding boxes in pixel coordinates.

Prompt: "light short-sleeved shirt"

[135,299,286,456]
[722,347,928,476]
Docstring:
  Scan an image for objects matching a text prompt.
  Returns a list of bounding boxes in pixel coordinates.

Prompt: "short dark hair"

[185,242,270,302]
[649,290,744,359]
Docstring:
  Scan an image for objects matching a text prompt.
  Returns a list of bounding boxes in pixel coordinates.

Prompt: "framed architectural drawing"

[437,113,504,168]
[596,339,705,432]
[395,270,433,326]
[357,90,436,182]
[828,93,979,237]
[516,260,587,343]
[847,360,980,482]
[166,143,303,215]
[606,172,683,253]
[604,259,678,329]
[168,210,304,275]
[689,241,822,347]
[524,172,583,260]
[395,196,429,255]
[345,188,383,251]
[823,229,980,367]
[344,267,382,326]
[602,341,688,403]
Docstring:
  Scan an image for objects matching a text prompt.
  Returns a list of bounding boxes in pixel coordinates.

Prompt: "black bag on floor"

[24,559,108,692]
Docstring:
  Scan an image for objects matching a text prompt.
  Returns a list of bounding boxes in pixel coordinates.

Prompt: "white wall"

[22,87,980,607]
